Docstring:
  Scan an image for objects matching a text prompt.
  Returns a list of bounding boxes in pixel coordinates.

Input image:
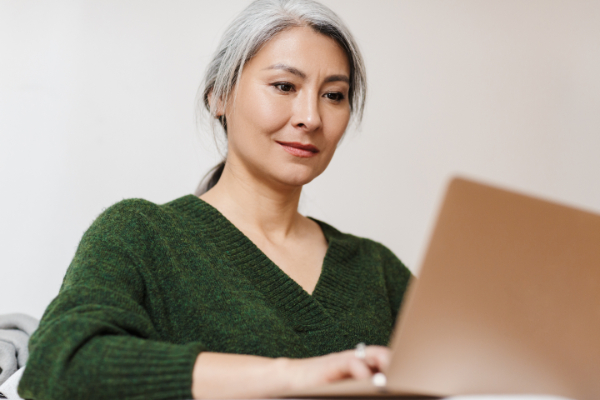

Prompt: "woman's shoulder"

[90,194,200,228]
[65,195,207,287]
[96,194,198,219]
[77,194,207,252]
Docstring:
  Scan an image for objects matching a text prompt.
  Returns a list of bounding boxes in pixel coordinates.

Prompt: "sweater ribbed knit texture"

[18,195,411,400]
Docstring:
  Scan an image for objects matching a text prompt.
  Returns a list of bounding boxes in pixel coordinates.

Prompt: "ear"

[207,90,225,117]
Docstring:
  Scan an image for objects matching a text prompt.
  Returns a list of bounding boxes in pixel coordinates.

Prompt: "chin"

[274,174,316,188]
[271,165,321,188]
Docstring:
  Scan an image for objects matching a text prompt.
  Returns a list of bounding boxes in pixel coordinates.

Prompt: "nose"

[291,89,322,132]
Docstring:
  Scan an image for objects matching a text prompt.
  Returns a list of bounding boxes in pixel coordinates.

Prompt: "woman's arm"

[19,201,206,400]
[191,346,390,399]
[19,278,205,400]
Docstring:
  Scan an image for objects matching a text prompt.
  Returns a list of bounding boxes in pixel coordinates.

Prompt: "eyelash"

[273,82,294,93]
[324,92,345,102]
[272,82,345,102]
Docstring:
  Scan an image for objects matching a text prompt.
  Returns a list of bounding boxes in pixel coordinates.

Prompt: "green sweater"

[19,195,411,400]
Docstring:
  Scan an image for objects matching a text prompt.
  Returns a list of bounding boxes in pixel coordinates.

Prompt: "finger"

[347,356,373,380]
[363,346,391,372]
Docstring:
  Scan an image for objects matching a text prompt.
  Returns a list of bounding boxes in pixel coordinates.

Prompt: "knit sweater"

[18,195,411,400]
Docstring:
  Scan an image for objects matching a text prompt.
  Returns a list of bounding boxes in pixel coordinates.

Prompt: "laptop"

[283,177,600,399]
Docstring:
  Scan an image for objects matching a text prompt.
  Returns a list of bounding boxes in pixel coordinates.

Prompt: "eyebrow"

[264,63,306,79]
[264,63,350,84]
[324,74,350,84]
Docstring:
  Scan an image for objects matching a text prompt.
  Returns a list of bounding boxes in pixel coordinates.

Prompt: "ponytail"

[194,161,225,196]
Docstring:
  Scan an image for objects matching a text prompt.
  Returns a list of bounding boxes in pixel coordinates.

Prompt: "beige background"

[1,0,599,318]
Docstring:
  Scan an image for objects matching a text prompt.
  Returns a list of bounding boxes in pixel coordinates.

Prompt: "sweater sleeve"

[18,201,205,400]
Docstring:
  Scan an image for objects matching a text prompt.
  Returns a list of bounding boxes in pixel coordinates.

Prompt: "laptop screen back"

[387,177,600,400]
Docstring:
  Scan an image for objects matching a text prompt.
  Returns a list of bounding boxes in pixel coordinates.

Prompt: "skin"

[193,26,390,399]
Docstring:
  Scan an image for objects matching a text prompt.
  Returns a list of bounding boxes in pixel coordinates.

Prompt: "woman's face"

[222,26,351,189]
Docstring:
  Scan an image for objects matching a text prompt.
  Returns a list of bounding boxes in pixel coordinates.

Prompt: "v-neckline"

[194,196,332,297]
[186,195,361,330]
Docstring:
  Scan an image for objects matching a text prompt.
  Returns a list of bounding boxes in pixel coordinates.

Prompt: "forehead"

[245,26,350,77]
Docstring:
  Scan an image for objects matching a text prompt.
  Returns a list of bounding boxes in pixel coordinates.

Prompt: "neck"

[199,160,304,243]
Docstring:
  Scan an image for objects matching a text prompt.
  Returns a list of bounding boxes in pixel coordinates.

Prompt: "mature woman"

[19,0,411,399]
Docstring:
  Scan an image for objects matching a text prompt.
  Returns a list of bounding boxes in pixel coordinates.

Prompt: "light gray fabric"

[0,315,38,336]
[0,342,17,386]
[0,331,29,369]
[0,367,25,400]
[0,314,38,386]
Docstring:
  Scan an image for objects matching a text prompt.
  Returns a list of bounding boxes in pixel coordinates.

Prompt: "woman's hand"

[192,346,390,399]
[283,345,390,392]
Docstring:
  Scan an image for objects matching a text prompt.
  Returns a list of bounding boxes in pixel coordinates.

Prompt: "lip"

[276,141,320,158]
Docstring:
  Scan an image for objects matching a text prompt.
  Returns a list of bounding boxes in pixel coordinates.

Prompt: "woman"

[19,0,411,399]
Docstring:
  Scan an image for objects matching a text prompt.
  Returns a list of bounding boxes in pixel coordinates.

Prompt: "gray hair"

[195,0,367,195]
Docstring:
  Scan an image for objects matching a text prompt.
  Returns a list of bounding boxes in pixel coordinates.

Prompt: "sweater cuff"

[90,337,204,400]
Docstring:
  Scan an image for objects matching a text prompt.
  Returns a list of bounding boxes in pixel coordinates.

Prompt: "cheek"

[233,86,290,136]
[323,108,351,146]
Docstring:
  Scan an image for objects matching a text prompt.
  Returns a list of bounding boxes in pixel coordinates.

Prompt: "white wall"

[1,0,599,318]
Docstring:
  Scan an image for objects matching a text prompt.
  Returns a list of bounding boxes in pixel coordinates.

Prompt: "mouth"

[276,141,320,158]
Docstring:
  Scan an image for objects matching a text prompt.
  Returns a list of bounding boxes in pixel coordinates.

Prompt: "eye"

[273,82,294,92]
[324,92,345,102]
